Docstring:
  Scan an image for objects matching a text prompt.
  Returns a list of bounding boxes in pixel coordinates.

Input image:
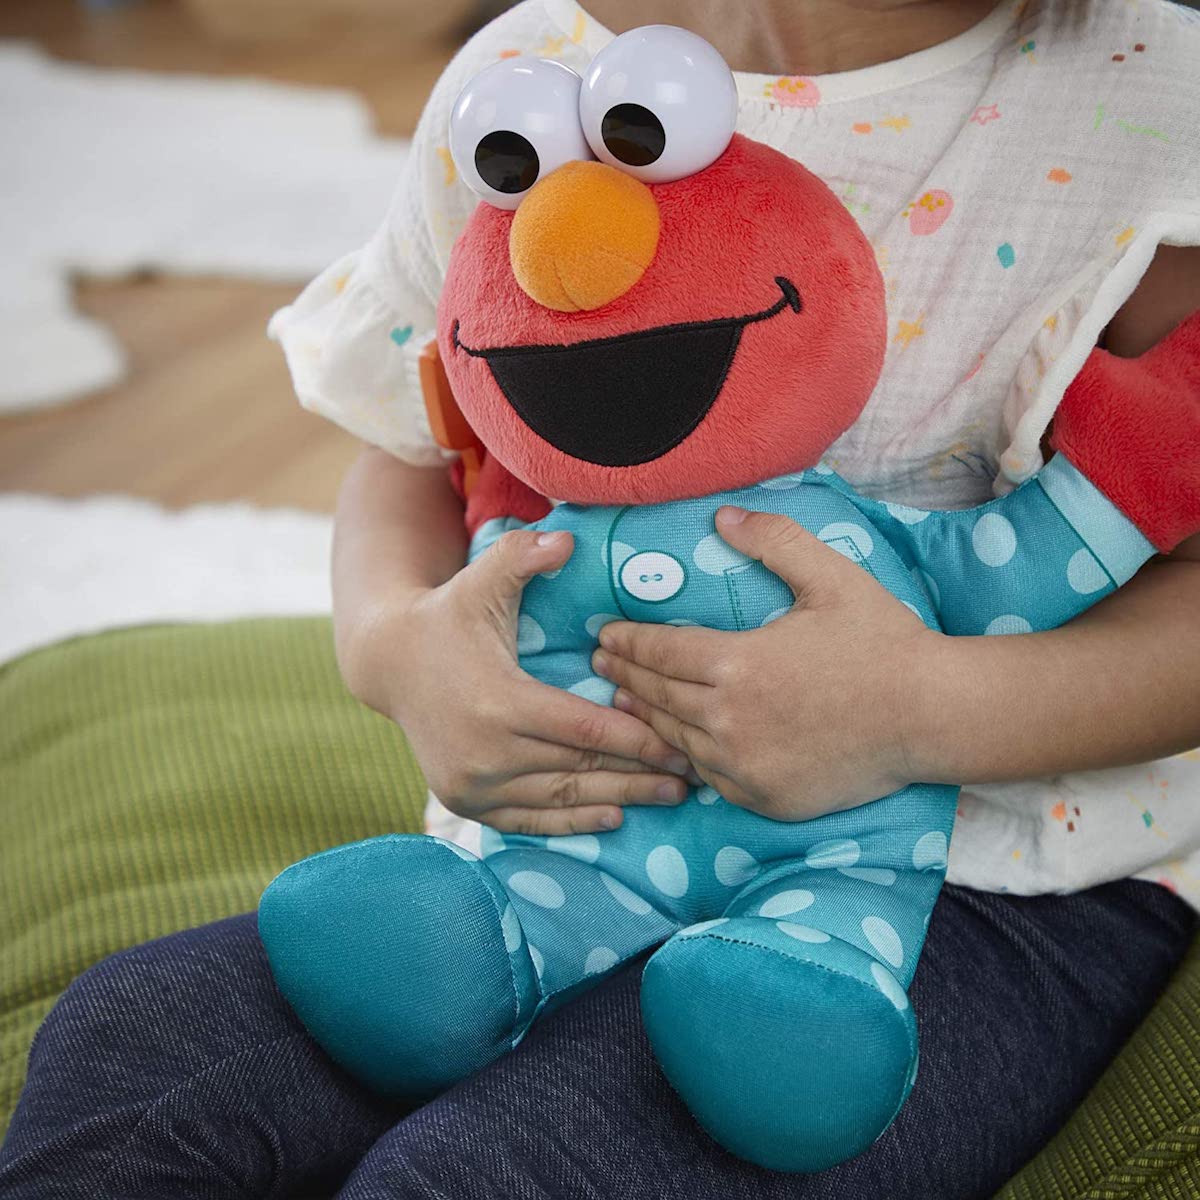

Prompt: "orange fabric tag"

[419,339,483,494]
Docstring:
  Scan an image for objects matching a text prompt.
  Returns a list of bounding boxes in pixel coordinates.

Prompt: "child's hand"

[591,506,944,820]
[346,527,691,836]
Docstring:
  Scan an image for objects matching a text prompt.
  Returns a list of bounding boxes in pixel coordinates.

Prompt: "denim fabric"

[0,880,1193,1200]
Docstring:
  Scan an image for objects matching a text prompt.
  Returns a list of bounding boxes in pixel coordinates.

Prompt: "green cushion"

[2,617,1199,1197]
[0,617,426,1137]
[995,937,1200,1199]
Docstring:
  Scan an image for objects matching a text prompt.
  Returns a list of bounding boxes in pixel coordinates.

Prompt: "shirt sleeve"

[267,213,448,465]
[268,1,562,465]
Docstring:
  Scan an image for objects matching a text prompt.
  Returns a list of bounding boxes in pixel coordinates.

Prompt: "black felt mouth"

[452,276,802,467]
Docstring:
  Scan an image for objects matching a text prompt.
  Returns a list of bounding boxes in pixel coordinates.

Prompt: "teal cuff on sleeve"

[1037,455,1155,585]
[468,516,532,563]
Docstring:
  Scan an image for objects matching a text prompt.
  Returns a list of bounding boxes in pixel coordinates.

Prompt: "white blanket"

[0,493,332,665]
[0,43,407,412]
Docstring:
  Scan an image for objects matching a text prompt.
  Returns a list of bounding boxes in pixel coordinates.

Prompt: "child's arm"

[591,311,1200,816]
[906,530,1200,788]
[331,447,691,836]
[908,304,1200,785]
[593,504,1200,818]
[274,13,689,834]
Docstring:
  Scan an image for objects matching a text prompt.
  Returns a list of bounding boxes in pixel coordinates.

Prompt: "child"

[3,1,1199,1196]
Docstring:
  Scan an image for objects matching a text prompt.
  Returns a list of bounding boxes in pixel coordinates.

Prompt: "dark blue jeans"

[0,880,1192,1199]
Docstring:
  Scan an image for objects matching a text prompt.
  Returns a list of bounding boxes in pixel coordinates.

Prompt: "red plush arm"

[420,338,552,537]
[1050,309,1200,552]
[455,451,552,538]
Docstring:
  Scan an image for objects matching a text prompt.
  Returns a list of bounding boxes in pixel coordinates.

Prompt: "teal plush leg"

[258,835,540,1098]
[640,915,918,1173]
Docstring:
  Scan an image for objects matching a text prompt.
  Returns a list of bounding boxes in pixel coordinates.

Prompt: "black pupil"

[475,130,540,194]
[601,103,665,167]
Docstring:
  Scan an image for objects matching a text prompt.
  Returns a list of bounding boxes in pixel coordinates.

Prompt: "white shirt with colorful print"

[271,0,1200,906]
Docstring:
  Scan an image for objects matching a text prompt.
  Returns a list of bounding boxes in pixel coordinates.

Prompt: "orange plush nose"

[508,160,660,313]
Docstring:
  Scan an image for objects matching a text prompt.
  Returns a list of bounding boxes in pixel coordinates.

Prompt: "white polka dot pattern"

[501,904,522,953]
[600,872,653,915]
[646,846,689,898]
[567,676,616,705]
[777,922,832,944]
[862,916,904,968]
[1067,548,1107,594]
[585,612,620,637]
[546,834,601,863]
[474,447,1157,1037]
[758,889,815,917]
[912,832,949,872]
[871,961,909,1011]
[971,513,1017,567]
[507,871,565,909]
[805,839,861,869]
[692,533,751,575]
[817,522,874,561]
[584,946,619,975]
[714,846,759,887]
[516,614,546,655]
[678,918,729,937]
[985,614,1032,635]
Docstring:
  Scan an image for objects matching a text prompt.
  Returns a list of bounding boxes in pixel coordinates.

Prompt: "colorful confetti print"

[764,76,821,107]
[893,316,925,350]
[903,190,954,235]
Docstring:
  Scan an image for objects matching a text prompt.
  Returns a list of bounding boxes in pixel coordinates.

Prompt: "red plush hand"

[1050,310,1200,552]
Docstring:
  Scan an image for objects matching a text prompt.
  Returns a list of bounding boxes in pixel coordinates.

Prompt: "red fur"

[462,452,553,537]
[440,129,1200,550]
[1051,310,1200,552]
[438,135,886,506]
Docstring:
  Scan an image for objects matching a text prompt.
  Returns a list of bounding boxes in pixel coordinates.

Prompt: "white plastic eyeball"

[579,26,738,185]
[450,57,593,210]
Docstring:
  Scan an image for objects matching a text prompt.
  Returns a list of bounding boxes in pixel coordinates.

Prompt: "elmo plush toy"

[261,27,1200,1172]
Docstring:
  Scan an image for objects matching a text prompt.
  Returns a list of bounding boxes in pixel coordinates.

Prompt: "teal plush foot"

[258,835,540,1098]
[641,917,918,1173]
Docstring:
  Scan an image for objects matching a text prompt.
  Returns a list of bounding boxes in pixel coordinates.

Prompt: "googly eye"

[579,26,738,185]
[449,57,593,210]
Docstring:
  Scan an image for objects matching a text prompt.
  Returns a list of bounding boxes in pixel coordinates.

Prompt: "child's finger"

[714,505,864,606]
[611,688,718,769]
[519,736,693,779]
[515,679,690,775]
[484,804,625,837]
[469,528,574,599]
[596,621,726,683]
[494,769,688,815]
[592,649,712,727]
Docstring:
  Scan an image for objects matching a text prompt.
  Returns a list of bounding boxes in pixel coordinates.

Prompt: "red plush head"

[438,31,886,506]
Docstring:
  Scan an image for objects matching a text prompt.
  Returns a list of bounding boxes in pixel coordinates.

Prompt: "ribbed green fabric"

[995,938,1200,1200]
[2,618,1199,1197]
[0,618,426,1138]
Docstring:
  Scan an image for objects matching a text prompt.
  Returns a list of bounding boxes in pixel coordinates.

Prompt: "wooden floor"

[0,0,461,511]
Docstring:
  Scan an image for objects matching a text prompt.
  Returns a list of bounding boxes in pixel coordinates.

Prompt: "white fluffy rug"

[0,42,407,413]
[0,493,332,665]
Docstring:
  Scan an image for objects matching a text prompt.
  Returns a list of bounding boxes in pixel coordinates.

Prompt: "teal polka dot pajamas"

[259,454,1154,1172]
